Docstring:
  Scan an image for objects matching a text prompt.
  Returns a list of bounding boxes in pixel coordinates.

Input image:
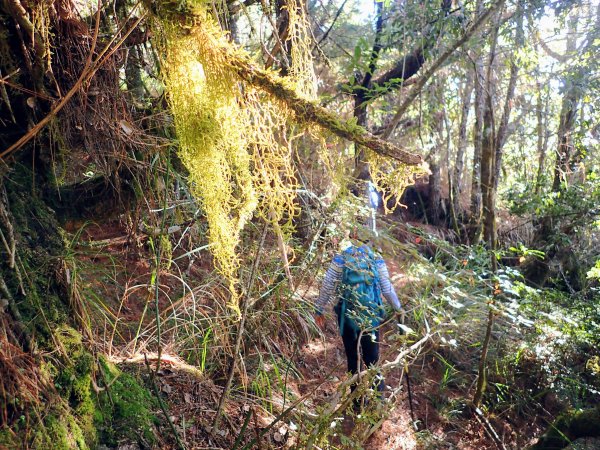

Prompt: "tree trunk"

[552,83,579,191]
[468,0,486,244]
[534,81,550,195]
[429,83,449,227]
[480,11,500,248]
[450,68,474,229]
[551,12,579,192]
[428,160,442,226]
[353,0,385,183]
[493,3,524,191]
[469,53,485,243]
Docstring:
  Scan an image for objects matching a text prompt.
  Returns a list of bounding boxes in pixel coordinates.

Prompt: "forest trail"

[296,323,419,449]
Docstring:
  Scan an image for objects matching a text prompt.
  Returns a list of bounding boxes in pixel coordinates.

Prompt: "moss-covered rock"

[31,411,90,450]
[530,407,600,450]
[96,357,158,447]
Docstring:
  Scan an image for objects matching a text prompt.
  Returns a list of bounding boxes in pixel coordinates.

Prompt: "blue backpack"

[335,245,385,337]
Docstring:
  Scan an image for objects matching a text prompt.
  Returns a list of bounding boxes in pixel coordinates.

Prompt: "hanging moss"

[159,2,312,311]
[367,149,425,213]
[155,0,426,317]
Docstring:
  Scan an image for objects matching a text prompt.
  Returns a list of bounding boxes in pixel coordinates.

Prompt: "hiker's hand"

[396,321,405,335]
[395,310,406,324]
[396,310,406,335]
[315,314,325,329]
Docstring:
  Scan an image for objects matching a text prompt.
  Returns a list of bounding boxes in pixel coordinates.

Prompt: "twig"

[212,222,269,431]
[405,361,418,430]
[240,359,346,450]
[305,333,433,448]
[473,407,508,450]
[143,353,186,450]
[313,0,349,49]
[340,333,433,390]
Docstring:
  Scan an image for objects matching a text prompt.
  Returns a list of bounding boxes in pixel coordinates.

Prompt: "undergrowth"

[392,225,600,448]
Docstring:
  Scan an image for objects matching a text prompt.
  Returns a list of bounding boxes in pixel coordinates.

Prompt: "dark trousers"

[341,327,385,395]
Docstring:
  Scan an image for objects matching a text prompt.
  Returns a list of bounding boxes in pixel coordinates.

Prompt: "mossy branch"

[152,4,425,167]
[236,62,424,165]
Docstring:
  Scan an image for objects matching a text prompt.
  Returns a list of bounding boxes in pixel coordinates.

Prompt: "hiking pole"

[396,311,418,430]
[404,361,418,431]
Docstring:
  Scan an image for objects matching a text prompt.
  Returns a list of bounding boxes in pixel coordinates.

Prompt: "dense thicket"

[0,0,598,448]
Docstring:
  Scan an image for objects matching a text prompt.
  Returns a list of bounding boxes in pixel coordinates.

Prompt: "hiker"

[314,230,402,406]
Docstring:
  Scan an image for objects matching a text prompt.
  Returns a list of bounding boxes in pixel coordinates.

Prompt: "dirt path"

[294,320,419,449]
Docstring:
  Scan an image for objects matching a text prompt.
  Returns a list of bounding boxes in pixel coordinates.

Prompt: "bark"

[493,4,524,191]
[552,84,579,191]
[551,12,580,192]
[347,0,454,103]
[451,69,474,225]
[368,49,425,98]
[1,0,46,62]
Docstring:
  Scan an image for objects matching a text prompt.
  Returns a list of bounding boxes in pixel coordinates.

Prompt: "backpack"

[334,245,385,337]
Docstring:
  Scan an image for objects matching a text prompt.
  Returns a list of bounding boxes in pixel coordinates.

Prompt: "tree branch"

[368,48,426,98]
[238,61,424,165]
[314,0,349,48]
[381,1,502,139]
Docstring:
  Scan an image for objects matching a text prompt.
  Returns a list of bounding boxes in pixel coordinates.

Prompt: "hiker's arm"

[315,255,344,315]
[377,260,402,311]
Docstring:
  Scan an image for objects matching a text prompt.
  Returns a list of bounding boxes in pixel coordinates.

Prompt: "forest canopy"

[0,0,599,449]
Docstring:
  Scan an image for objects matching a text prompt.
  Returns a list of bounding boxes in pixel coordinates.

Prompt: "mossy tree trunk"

[0,1,160,447]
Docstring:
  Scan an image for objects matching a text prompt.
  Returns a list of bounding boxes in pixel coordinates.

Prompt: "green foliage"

[586,260,600,280]
[96,358,158,446]
[507,173,600,288]
[400,228,599,431]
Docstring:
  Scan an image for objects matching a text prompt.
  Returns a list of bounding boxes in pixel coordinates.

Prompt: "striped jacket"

[315,245,401,315]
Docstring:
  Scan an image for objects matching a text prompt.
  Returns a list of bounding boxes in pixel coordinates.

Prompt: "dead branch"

[0,6,146,161]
